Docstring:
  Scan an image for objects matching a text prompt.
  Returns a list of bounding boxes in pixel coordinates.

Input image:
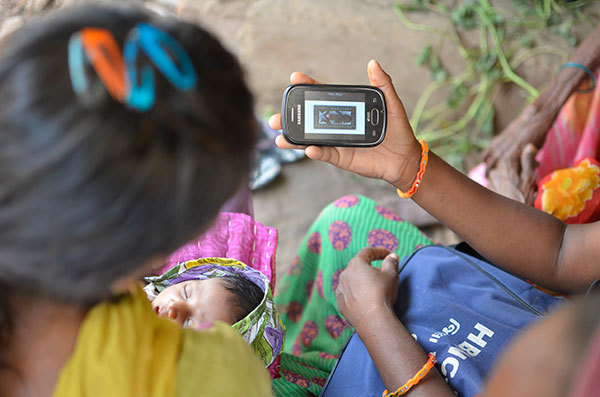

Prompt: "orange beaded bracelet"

[382,353,437,397]
[397,139,429,199]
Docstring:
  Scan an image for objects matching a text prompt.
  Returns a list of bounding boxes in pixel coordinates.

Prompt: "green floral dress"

[273,194,433,396]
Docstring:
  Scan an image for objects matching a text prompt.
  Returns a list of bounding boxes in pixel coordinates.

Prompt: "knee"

[316,194,376,222]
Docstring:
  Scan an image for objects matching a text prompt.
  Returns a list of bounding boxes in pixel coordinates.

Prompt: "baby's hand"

[269,60,421,191]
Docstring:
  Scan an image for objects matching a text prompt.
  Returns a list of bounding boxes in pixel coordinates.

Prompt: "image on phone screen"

[304,91,365,135]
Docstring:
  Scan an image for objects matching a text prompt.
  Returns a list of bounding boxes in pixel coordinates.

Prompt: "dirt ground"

[1,0,596,279]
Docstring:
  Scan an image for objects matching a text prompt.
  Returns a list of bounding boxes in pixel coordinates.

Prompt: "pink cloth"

[156,187,282,378]
[158,211,281,379]
[469,66,600,217]
[157,212,278,293]
[535,66,600,181]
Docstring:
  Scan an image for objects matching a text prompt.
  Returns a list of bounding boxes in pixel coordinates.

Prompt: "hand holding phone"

[270,60,420,190]
[282,84,386,147]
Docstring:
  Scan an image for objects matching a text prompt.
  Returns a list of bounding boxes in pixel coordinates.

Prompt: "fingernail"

[390,253,399,261]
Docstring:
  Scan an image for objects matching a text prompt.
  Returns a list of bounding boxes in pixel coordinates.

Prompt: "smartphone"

[281,84,386,147]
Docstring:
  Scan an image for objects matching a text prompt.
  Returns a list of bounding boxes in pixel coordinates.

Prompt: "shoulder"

[176,322,272,396]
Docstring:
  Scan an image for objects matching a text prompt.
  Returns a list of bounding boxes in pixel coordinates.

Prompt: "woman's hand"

[268,60,421,191]
[335,247,400,328]
[334,247,456,395]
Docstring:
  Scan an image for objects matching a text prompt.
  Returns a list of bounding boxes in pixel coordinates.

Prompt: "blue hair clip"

[124,23,198,111]
[68,33,89,96]
[124,36,156,111]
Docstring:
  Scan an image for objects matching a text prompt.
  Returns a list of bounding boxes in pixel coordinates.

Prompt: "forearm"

[396,152,577,292]
[354,307,455,396]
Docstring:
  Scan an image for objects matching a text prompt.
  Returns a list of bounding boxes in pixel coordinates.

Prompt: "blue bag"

[320,245,562,397]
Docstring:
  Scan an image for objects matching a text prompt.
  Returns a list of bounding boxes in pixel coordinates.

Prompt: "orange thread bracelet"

[397,139,429,199]
[382,353,437,397]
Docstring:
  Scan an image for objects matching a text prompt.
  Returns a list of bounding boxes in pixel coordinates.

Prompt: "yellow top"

[53,285,271,397]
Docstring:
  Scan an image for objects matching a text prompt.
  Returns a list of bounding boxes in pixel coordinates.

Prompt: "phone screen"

[304,91,366,135]
[283,84,385,147]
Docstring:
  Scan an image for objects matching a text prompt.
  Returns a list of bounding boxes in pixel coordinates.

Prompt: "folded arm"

[271,60,600,294]
[336,248,455,395]
[406,151,599,293]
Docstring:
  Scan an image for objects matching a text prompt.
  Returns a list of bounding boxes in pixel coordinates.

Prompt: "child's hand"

[269,60,421,191]
[334,247,400,328]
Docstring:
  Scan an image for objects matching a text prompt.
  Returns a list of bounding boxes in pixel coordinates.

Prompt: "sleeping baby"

[143,257,284,370]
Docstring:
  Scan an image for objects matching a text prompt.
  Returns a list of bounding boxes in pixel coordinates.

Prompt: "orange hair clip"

[79,28,127,102]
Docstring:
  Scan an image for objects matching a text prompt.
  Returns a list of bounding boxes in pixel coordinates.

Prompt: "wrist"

[388,139,422,191]
[352,304,397,333]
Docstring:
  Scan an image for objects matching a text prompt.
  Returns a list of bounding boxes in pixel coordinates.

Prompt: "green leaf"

[518,33,533,48]
[430,53,440,69]
[510,0,535,17]
[447,82,468,108]
[415,45,432,66]
[458,137,472,154]
[486,68,502,81]
[547,12,561,26]
[493,13,505,26]
[481,107,495,136]
[451,4,479,30]
[412,0,426,10]
[444,151,465,172]
[550,18,578,45]
[395,0,427,12]
[475,53,498,72]
[431,67,447,81]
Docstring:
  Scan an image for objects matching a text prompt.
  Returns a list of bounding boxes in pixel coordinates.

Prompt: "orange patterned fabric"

[532,67,600,224]
[535,157,600,223]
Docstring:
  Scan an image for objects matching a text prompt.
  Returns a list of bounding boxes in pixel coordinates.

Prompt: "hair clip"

[68,24,197,112]
[124,23,198,111]
[68,28,127,104]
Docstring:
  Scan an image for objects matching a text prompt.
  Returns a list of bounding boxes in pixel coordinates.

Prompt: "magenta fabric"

[469,66,600,202]
[157,212,278,293]
[154,187,282,378]
[535,66,600,181]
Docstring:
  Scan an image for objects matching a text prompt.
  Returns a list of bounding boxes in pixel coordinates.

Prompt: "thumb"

[367,60,406,117]
[381,252,400,275]
[305,145,342,166]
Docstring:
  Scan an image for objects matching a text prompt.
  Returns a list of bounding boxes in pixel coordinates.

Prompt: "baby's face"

[152,278,237,328]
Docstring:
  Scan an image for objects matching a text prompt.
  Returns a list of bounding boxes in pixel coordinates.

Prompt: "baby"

[149,271,263,328]
[144,257,284,370]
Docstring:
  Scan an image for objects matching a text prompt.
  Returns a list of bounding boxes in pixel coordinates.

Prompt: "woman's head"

[0,5,256,304]
[483,292,600,397]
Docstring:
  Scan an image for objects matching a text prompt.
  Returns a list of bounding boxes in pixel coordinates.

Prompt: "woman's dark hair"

[0,1,255,348]
[221,274,264,323]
